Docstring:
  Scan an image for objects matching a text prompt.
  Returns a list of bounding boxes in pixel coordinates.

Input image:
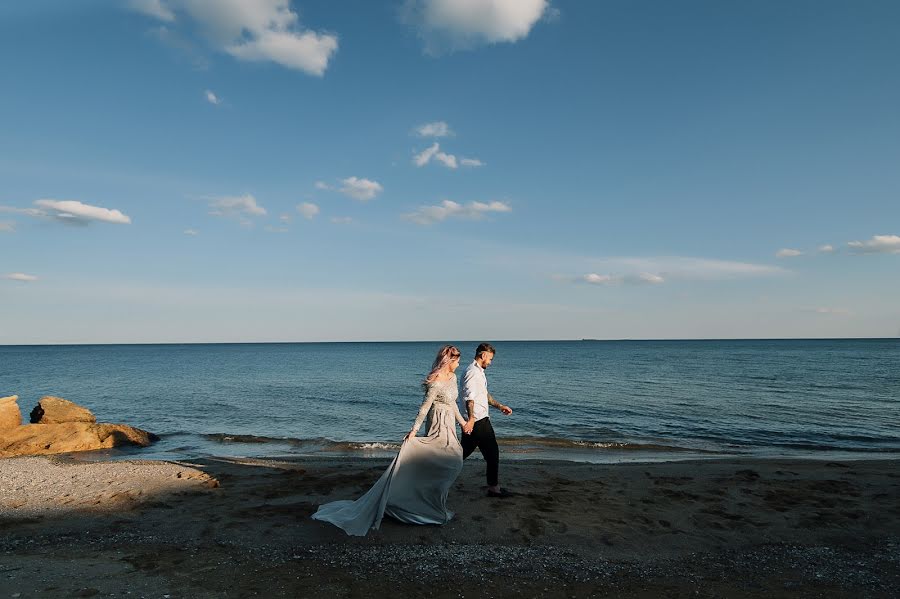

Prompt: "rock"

[30,396,97,424]
[0,395,22,431]
[0,422,160,458]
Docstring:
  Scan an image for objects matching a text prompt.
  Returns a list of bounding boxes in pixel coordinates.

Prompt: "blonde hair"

[423,345,461,385]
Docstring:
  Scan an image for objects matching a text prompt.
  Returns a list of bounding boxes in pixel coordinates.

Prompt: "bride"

[311,345,468,536]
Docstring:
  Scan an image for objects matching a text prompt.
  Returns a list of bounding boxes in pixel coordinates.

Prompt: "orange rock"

[0,395,22,431]
[30,396,97,424]
[0,422,159,458]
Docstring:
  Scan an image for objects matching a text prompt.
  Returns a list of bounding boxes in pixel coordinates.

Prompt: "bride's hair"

[423,345,461,386]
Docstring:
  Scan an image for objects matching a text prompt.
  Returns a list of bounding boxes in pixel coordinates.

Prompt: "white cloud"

[415,121,453,137]
[404,0,549,52]
[583,273,614,285]
[403,199,511,225]
[226,29,338,76]
[414,142,483,169]
[133,0,339,76]
[29,199,132,225]
[183,229,199,235]
[130,0,175,21]
[434,149,457,169]
[339,177,383,201]
[208,194,267,221]
[331,216,353,224]
[279,213,292,223]
[818,244,834,253]
[314,181,332,190]
[776,248,803,258]
[0,221,14,233]
[805,307,852,316]
[297,202,319,219]
[554,257,788,286]
[413,142,440,167]
[635,272,665,285]
[847,234,900,254]
[205,89,220,104]
[5,273,38,282]
[582,272,665,286]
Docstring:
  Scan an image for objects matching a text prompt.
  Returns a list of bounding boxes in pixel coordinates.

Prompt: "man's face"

[479,351,494,368]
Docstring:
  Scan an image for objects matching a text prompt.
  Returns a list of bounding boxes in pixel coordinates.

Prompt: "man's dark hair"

[475,343,495,358]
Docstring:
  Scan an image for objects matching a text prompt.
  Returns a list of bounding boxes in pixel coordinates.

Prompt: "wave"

[498,436,719,453]
[193,433,714,454]
[202,433,331,448]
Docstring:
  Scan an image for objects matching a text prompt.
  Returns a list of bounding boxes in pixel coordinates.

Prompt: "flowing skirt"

[311,404,463,536]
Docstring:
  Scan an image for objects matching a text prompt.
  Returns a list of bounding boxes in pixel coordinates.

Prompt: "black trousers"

[461,417,499,487]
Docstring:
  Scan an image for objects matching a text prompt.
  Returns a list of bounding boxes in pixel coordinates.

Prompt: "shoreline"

[2,454,899,596]
[71,434,900,466]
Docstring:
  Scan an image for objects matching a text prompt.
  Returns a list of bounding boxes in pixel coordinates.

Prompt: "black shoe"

[487,488,514,498]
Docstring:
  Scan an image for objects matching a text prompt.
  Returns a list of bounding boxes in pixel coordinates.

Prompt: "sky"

[1,0,899,344]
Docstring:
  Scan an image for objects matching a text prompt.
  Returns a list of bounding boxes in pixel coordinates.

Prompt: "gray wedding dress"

[311,377,465,536]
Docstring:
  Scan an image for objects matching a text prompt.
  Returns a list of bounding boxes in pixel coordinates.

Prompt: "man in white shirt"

[460,343,514,498]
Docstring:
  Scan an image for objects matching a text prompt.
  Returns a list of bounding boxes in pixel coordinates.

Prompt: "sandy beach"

[1,454,898,597]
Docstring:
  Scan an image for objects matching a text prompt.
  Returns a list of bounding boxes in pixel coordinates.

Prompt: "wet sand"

[1,455,899,597]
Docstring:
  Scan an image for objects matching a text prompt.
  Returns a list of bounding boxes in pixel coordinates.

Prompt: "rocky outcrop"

[0,422,159,458]
[30,396,96,424]
[0,395,22,431]
[0,395,158,458]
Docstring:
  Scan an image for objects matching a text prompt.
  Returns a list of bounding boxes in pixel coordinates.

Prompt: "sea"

[1,339,898,463]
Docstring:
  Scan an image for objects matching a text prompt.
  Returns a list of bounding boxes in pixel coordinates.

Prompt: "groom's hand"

[463,419,475,435]
[500,405,513,416]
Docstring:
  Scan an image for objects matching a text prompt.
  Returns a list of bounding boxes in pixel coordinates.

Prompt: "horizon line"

[1,336,898,347]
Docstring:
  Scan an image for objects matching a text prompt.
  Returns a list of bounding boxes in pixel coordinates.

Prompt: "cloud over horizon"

[0,199,132,225]
[582,272,666,286]
[776,248,803,258]
[847,234,900,254]
[554,256,788,288]
[5,273,38,282]
[403,199,511,225]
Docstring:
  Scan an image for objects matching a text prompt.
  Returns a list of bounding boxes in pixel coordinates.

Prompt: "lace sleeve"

[411,384,438,434]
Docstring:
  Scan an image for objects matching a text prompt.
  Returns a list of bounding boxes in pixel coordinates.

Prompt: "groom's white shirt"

[460,360,490,422]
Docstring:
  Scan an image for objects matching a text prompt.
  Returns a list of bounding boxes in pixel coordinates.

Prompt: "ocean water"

[1,340,898,463]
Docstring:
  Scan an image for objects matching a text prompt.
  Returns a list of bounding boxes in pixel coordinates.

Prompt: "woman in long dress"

[311,345,468,536]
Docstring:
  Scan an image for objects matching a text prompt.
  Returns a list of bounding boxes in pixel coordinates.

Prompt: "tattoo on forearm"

[466,400,475,419]
[488,394,501,409]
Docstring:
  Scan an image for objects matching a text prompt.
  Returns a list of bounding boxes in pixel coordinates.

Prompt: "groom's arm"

[488,393,513,416]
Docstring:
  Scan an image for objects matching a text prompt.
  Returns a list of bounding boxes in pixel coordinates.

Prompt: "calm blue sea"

[1,340,898,463]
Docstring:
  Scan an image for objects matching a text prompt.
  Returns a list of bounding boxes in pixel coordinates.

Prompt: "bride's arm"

[406,384,437,440]
[453,398,467,428]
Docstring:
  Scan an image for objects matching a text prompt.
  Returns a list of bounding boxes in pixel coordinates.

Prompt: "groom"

[460,343,514,498]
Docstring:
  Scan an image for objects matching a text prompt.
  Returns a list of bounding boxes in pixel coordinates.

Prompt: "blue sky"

[1,0,899,343]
